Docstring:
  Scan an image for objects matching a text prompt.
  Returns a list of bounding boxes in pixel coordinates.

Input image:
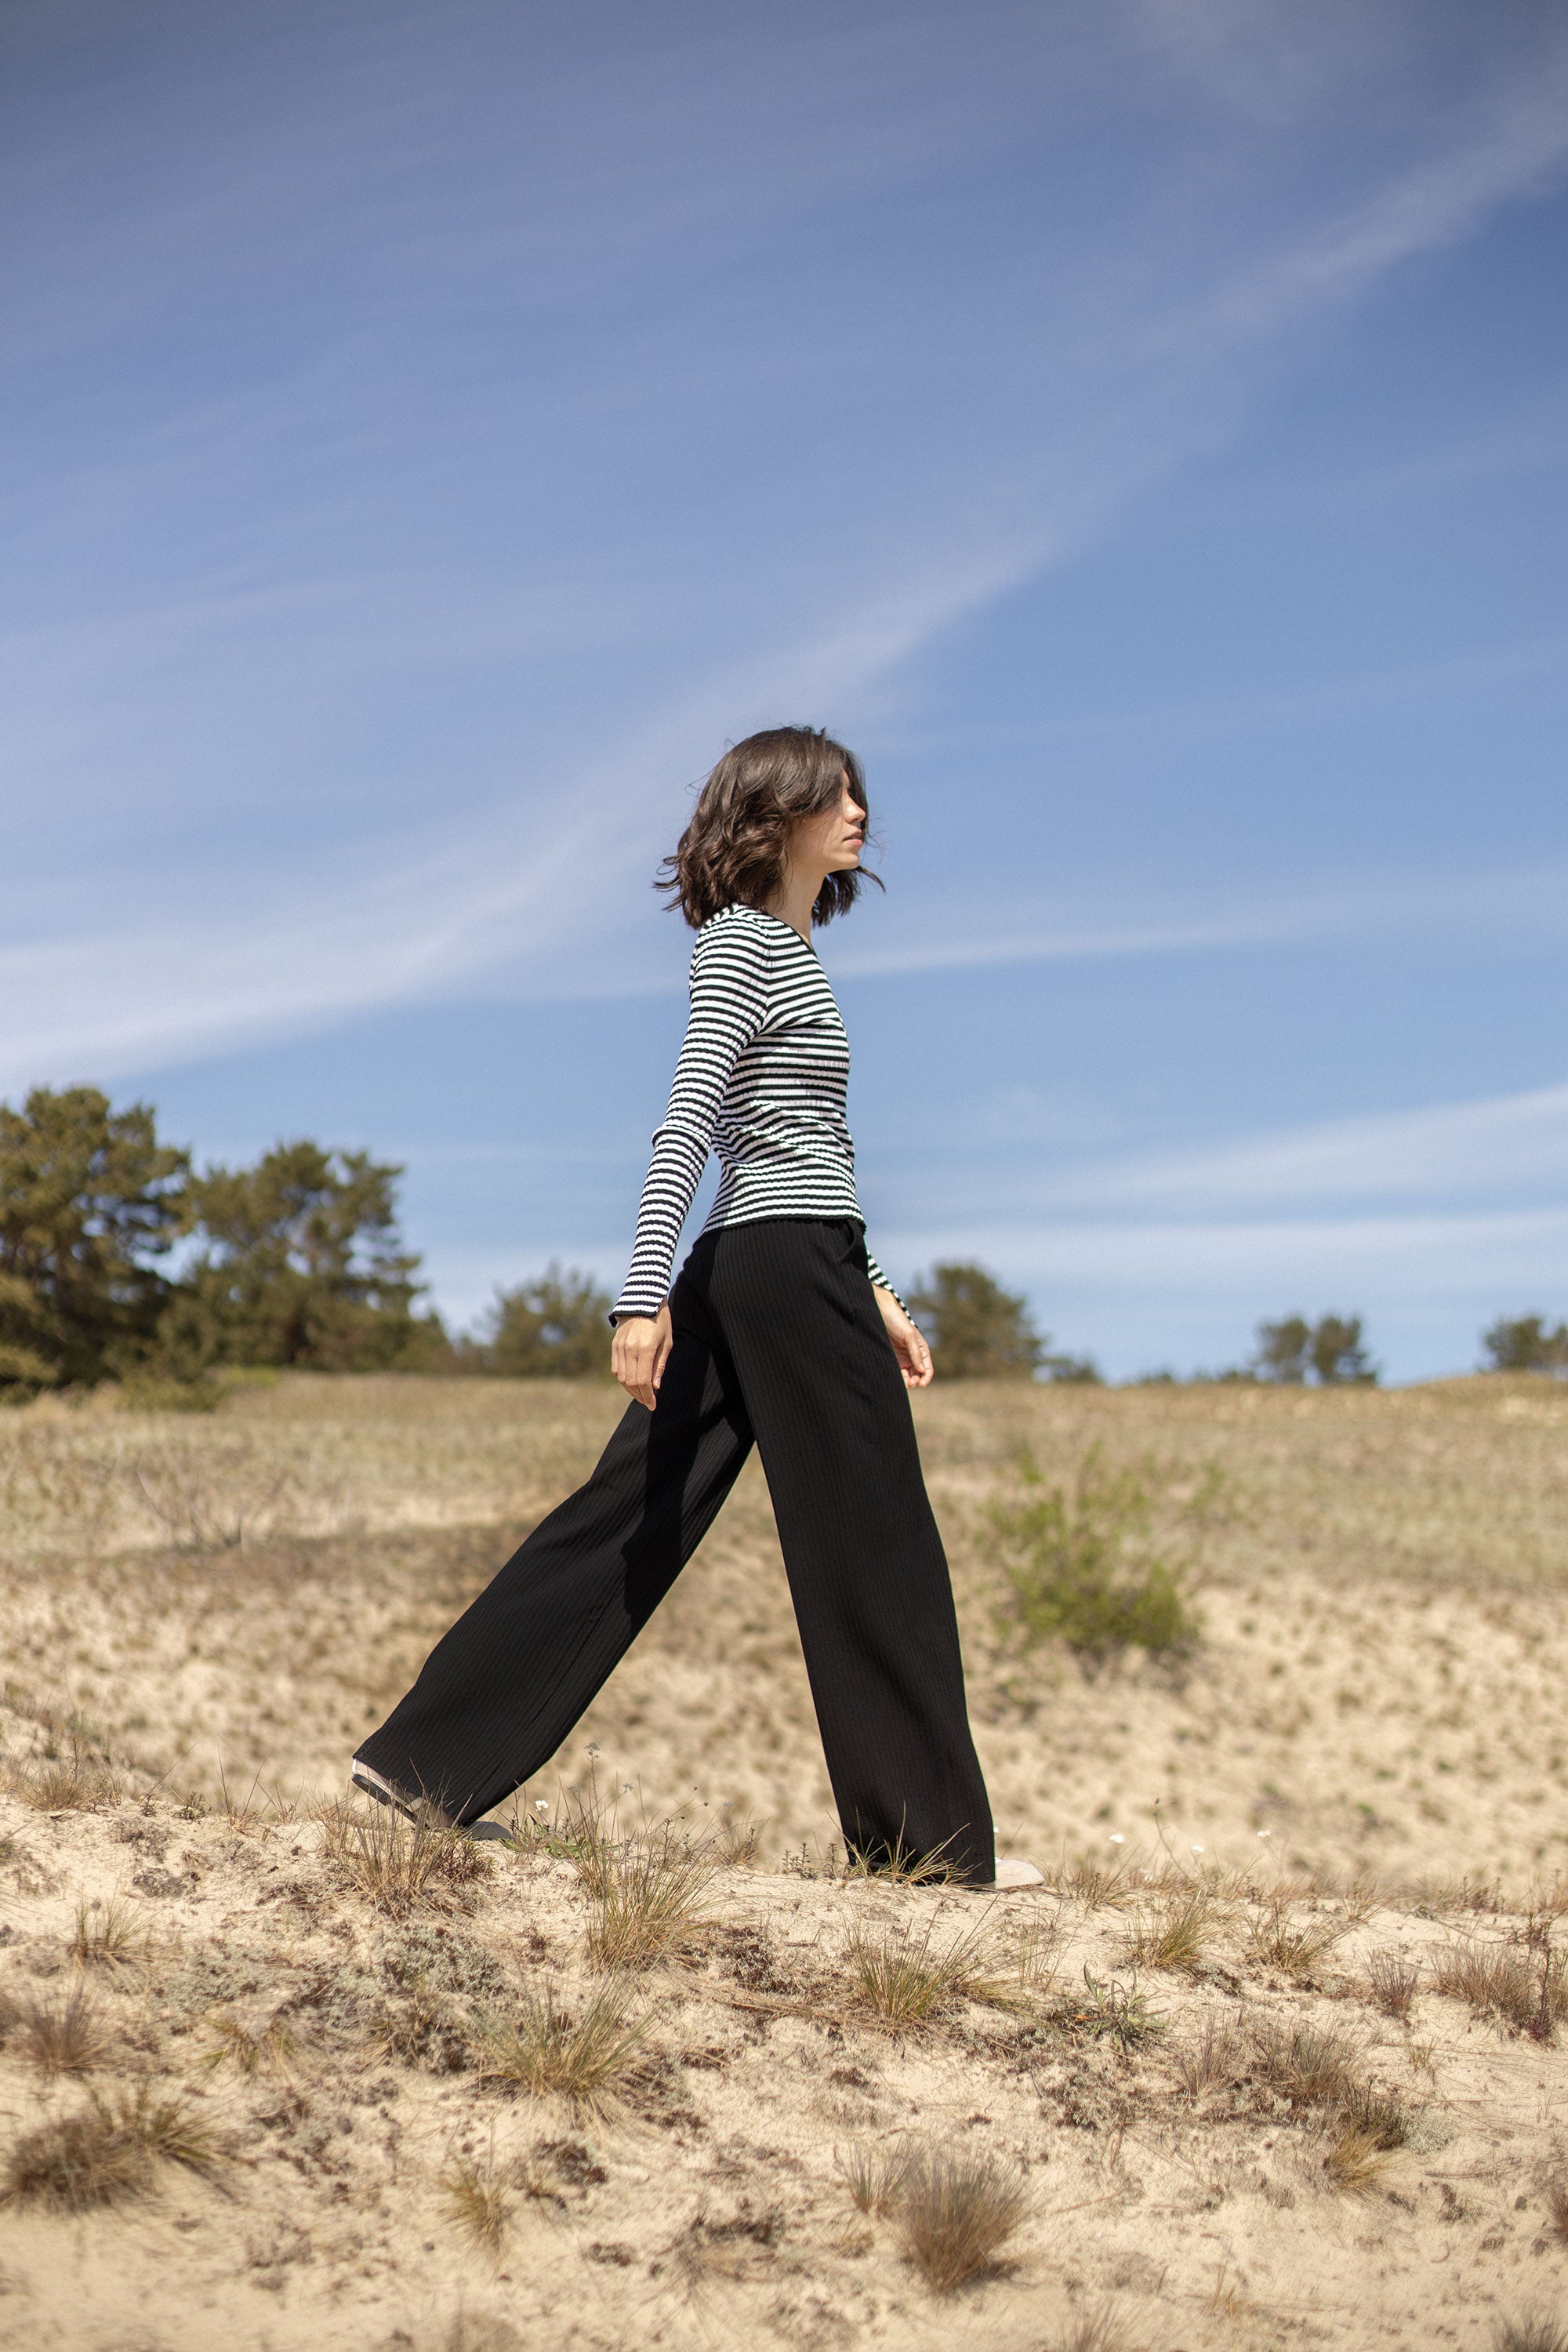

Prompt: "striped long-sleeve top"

[611,904,902,1323]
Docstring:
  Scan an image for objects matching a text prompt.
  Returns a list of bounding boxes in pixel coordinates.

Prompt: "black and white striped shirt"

[612,904,902,1323]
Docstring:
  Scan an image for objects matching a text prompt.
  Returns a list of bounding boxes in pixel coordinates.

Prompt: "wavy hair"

[658,726,879,931]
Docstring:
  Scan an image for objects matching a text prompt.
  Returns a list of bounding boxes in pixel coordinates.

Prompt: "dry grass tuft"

[1323,2121,1396,2193]
[440,2156,514,2251]
[712,1806,762,1867]
[1493,2314,1568,2352]
[1047,2308,1133,2352]
[1429,1940,1568,2040]
[200,2009,297,2078]
[585,1825,715,1971]
[1544,2175,1568,2244]
[1049,1853,1144,1911]
[1246,1899,1347,1979]
[844,1914,999,2027]
[0,1981,111,2076]
[1,2079,223,2210]
[1249,2017,1360,2108]
[842,1829,961,1886]
[1121,1885,1218,1974]
[1367,1950,1421,2021]
[891,2140,1029,2294]
[476,1981,648,2116]
[70,1893,147,1973]
[4,1743,122,1812]
[1174,2011,1243,2098]
[321,1798,492,1918]
[839,2137,916,2218]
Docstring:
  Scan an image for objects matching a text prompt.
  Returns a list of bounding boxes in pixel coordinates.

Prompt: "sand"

[0,1370,1566,2347]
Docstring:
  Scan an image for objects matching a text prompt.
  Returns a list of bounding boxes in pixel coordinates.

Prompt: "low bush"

[988,1446,1200,1668]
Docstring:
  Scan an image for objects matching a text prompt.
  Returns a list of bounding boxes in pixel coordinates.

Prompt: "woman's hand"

[873,1287,934,1389]
[612,1303,674,1410]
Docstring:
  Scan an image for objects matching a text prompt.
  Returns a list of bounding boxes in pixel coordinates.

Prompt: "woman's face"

[790,777,866,876]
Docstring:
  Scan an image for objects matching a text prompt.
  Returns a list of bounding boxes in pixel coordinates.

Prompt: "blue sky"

[4,0,1566,1378]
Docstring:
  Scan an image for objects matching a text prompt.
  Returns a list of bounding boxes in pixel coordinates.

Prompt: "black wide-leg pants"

[357,1218,995,1885]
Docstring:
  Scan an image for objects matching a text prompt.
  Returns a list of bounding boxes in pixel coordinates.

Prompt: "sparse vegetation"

[1429,1938,1568,2039]
[476,1981,648,2115]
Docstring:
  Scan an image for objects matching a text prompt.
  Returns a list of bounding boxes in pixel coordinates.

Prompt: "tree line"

[2,1086,1563,1394]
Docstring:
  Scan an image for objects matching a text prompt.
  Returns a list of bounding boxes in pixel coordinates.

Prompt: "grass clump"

[1494,2315,1568,2352]
[441,2156,514,2252]
[1249,2017,1359,2108]
[4,1742,122,1812]
[585,1825,714,1971]
[1245,1900,1346,1980]
[70,1894,147,1973]
[1174,2011,1242,2099]
[1367,1950,1421,2021]
[321,1798,492,1918]
[476,1981,647,2116]
[1050,1853,1144,1911]
[0,1983,111,2077]
[840,2134,1027,2291]
[844,1915,1004,2027]
[988,1444,1200,1668]
[200,2009,297,2078]
[1430,1939,1568,2041]
[1121,1886,1218,1975]
[1051,1968,1163,2053]
[2,2081,222,2210]
[1545,2175,1568,2243]
[889,2140,1028,2294]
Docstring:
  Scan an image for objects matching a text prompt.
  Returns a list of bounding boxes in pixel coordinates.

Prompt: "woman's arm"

[609,916,769,1405]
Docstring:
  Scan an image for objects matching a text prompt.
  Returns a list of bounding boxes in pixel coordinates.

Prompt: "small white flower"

[1191,1843,1205,1854]
[534,1800,549,1812]
[1257,1830,1272,1838]
[1109,1834,1126,1846]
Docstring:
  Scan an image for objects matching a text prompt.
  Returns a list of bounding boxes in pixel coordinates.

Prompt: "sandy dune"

[1,1372,1566,2347]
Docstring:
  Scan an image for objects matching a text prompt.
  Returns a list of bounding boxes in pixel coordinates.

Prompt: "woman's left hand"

[872,1287,934,1388]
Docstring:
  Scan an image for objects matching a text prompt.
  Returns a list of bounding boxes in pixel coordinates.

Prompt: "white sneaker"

[993,1858,1045,1890]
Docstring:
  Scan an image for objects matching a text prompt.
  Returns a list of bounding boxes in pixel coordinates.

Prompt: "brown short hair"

[657,726,878,931]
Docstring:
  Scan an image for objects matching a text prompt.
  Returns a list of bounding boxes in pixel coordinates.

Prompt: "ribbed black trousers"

[358,1218,994,1885]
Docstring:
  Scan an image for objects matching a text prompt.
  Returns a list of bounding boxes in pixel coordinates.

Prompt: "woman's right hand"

[612,1303,674,1410]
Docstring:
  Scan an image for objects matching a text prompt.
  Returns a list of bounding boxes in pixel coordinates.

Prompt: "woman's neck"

[765,863,822,945]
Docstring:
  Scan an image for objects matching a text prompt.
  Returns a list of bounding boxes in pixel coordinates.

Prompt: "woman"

[352,726,1040,1889]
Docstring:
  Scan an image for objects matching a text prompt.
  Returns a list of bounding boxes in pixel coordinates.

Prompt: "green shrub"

[988,1445,1200,1666]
